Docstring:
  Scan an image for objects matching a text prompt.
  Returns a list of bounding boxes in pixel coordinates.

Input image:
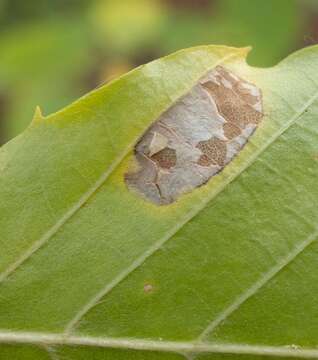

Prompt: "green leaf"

[0,44,318,359]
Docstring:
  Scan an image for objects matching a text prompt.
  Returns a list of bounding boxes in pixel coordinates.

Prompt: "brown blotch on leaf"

[203,67,263,130]
[223,122,242,140]
[125,65,263,205]
[196,137,227,167]
[150,147,177,169]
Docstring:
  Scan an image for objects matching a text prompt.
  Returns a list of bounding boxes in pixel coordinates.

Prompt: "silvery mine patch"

[126,66,263,205]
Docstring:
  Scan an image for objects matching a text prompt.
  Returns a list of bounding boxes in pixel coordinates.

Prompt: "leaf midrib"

[0,330,317,359]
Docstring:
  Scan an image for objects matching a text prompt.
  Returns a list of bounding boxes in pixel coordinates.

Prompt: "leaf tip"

[31,106,45,125]
[239,46,252,58]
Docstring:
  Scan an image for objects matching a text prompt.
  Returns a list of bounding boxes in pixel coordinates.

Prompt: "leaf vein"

[0,331,317,359]
[197,226,318,341]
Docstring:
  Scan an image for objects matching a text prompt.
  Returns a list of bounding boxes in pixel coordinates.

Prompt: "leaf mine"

[125,66,263,205]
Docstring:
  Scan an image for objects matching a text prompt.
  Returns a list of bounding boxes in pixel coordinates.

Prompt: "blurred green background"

[0,0,317,144]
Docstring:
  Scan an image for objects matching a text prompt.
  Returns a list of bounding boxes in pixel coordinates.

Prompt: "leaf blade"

[1,45,318,359]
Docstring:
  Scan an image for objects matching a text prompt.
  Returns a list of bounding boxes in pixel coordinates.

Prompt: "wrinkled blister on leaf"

[125,66,263,205]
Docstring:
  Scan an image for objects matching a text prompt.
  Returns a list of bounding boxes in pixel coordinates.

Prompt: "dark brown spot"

[202,66,262,131]
[238,104,262,125]
[220,99,238,124]
[144,284,154,293]
[150,147,177,169]
[196,137,227,167]
[223,122,242,140]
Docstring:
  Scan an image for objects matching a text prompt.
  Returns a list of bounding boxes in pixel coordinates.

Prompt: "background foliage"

[0,0,318,144]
